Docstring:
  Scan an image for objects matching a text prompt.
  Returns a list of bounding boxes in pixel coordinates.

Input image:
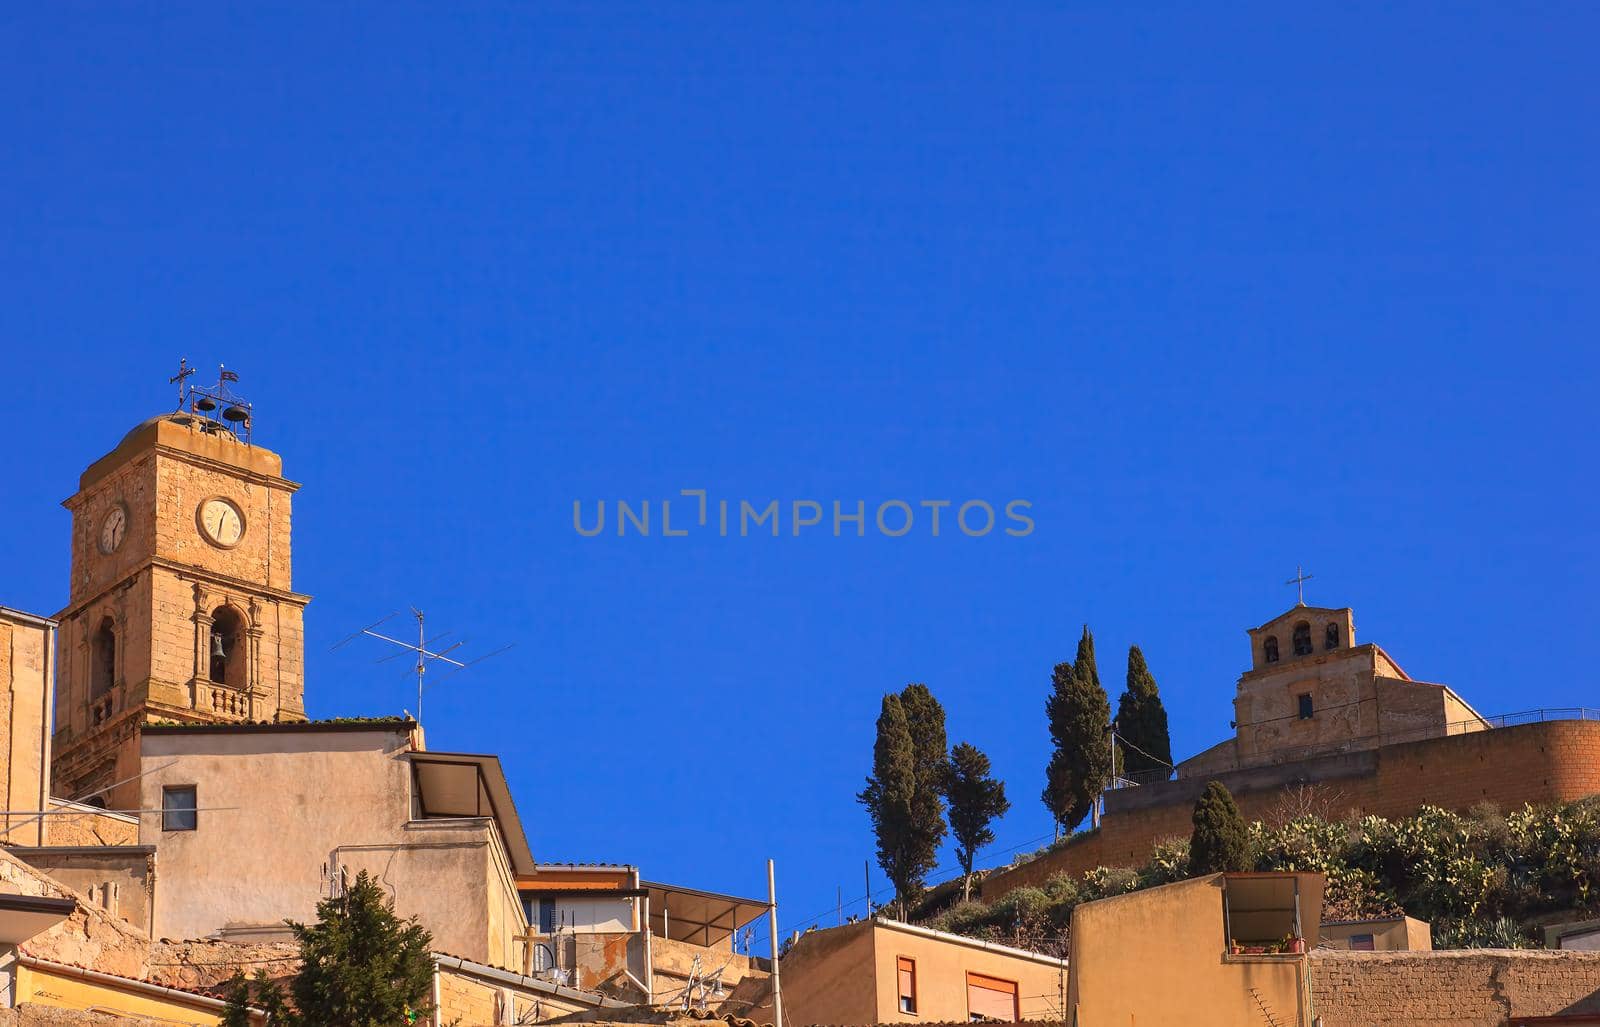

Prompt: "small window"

[1325,623,1340,650]
[897,956,917,1014]
[1263,636,1280,664]
[1349,933,1375,951]
[966,972,1018,1022]
[1298,694,1314,720]
[540,899,556,934]
[162,786,197,832]
[1292,621,1313,657]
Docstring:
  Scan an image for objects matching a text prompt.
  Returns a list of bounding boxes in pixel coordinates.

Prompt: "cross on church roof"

[1286,565,1313,606]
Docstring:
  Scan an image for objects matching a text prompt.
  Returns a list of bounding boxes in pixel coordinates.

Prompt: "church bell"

[211,633,227,658]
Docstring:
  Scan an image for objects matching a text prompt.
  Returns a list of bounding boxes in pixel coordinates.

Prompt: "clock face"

[198,498,245,547]
[98,504,128,554]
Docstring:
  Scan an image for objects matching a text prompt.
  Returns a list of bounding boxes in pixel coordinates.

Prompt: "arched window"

[90,618,116,699]
[1325,623,1340,650]
[1292,621,1313,657]
[209,606,246,688]
[1263,635,1280,664]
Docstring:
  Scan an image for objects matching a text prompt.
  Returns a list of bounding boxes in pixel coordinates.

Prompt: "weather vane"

[169,359,255,444]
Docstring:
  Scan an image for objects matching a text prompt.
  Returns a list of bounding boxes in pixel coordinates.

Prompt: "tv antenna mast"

[332,609,512,724]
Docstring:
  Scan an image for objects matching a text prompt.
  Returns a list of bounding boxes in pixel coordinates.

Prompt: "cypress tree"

[1116,646,1173,780]
[947,741,1010,900]
[859,694,933,913]
[288,870,435,1027]
[1041,626,1113,836]
[898,683,950,851]
[1189,780,1252,875]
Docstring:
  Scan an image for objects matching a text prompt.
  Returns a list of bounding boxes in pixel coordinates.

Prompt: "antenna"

[331,609,512,724]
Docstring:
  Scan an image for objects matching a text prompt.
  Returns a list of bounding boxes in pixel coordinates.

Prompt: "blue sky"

[2,4,1596,955]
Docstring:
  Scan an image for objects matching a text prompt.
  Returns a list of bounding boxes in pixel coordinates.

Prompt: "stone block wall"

[1309,949,1600,1026]
[980,719,1600,902]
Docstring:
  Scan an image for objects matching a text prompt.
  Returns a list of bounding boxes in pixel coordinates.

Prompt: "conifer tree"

[859,694,933,913]
[220,970,253,1027]
[1189,780,1251,875]
[287,869,435,1027]
[1115,646,1173,780]
[897,683,950,850]
[947,741,1010,900]
[1041,626,1113,836]
[258,970,294,1025]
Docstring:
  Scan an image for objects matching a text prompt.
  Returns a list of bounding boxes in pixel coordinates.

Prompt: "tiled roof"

[16,950,241,1005]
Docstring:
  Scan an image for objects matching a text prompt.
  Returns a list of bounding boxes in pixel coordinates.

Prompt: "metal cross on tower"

[1286,565,1314,606]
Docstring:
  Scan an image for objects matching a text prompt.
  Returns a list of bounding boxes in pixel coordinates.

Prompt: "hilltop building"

[980,601,1600,901]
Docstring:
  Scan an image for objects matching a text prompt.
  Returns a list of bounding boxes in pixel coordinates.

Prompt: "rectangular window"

[966,972,1017,1022]
[897,956,917,1014]
[162,785,197,832]
[1298,693,1314,720]
[1350,933,1375,951]
[540,899,556,934]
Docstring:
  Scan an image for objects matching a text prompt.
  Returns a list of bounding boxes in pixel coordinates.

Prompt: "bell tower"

[52,368,309,809]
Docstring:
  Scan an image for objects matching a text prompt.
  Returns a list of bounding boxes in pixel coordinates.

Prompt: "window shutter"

[966,973,1018,1022]
[897,957,916,1011]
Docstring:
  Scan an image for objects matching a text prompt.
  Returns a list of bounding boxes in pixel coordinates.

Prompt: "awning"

[406,752,535,875]
[0,894,76,944]
[1222,873,1324,944]
[643,881,767,947]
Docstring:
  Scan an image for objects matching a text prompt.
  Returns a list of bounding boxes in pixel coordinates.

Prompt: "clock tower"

[52,399,309,810]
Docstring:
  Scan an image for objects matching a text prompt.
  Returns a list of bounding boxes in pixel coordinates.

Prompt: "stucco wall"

[1068,876,1310,1027]
[12,963,233,1027]
[139,727,518,964]
[760,920,1066,1025]
[1309,949,1600,1026]
[1318,917,1430,952]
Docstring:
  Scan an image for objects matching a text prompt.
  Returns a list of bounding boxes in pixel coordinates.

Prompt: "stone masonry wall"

[1309,949,1600,1026]
[980,719,1600,902]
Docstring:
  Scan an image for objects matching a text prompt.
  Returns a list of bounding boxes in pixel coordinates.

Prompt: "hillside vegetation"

[917,798,1600,951]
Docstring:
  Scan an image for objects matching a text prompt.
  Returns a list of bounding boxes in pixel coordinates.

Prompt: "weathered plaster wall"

[139,727,517,965]
[0,848,150,979]
[435,964,595,1025]
[0,612,53,848]
[1309,949,1600,1026]
[42,803,138,848]
[146,940,300,992]
[10,848,154,935]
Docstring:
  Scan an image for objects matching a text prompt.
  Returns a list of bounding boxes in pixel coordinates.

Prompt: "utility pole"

[864,860,872,917]
[767,859,783,1027]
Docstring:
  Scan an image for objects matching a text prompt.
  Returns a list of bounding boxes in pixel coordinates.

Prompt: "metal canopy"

[643,881,767,948]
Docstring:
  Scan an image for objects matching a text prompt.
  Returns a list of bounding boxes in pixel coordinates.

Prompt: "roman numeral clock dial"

[197,497,245,548]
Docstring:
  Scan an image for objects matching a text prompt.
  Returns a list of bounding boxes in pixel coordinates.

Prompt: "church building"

[50,410,308,809]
